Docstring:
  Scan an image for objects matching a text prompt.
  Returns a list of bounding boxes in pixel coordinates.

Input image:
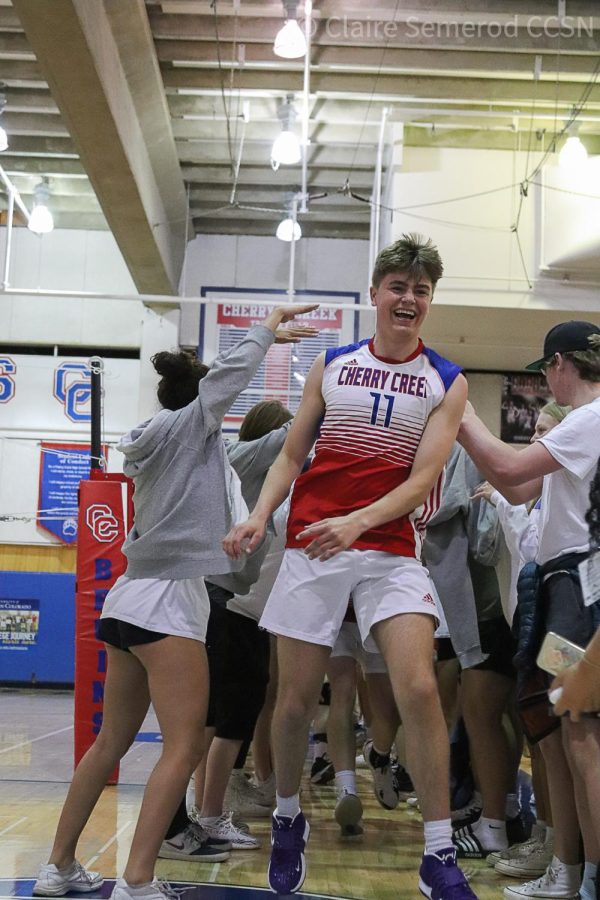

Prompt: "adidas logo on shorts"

[422,592,435,605]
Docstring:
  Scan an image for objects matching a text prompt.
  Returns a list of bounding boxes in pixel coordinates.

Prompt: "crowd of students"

[32,235,600,900]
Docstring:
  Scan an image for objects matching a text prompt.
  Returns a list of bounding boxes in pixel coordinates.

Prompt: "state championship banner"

[199,288,360,431]
[74,474,133,780]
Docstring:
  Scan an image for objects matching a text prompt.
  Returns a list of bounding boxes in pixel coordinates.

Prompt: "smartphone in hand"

[536,631,585,677]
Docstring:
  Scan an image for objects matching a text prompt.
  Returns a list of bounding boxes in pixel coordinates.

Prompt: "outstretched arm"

[299,373,469,560]
[223,353,326,558]
[199,304,319,434]
[458,402,559,503]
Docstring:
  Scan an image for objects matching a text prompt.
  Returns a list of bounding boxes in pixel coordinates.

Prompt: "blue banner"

[38,442,92,543]
[0,597,39,650]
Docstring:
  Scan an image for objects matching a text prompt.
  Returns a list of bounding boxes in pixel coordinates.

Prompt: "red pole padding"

[74,475,133,782]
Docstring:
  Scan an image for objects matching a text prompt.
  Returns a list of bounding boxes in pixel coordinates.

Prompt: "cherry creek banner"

[74,473,133,781]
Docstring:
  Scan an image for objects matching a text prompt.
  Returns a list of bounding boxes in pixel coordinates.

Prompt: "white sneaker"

[196,812,261,850]
[110,878,184,900]
[363,739,399,810]
[334,790,363,838]
[488,836,543,867]
[33,862,103,896]
[224,771,271,818]
[494,839,554,878]
[503,861,580,898]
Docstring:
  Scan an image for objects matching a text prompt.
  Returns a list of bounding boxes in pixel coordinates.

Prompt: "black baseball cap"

[526,320,600,371]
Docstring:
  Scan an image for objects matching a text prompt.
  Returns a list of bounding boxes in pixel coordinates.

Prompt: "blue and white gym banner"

[37,443,96,544]
[0,354,139,432]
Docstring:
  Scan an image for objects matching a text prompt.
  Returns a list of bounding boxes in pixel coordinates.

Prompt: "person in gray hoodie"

[32,303,318,900]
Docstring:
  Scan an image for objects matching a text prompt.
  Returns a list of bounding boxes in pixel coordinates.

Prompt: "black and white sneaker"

[158,824,231,861]
[310,754,335,785]
[363,739,399,810]
[391,760,414,801]
[452,823,493,859]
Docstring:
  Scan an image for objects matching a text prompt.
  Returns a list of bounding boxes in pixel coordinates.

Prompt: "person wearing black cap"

[457,320,600,900]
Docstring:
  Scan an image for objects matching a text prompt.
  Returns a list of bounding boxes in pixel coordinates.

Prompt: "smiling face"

[370,271,434,343]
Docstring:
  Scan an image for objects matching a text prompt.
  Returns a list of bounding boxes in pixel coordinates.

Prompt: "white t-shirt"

[536,396,600,565]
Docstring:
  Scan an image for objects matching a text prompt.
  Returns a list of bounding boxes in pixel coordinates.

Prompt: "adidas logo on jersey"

[346,358,359,366]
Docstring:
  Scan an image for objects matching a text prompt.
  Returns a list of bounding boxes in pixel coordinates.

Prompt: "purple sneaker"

[268,810,310,895]
[419,847,478,899]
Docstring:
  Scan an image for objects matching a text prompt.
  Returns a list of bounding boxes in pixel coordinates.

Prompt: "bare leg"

[373,613,450,823]
[271,637,331,799]
[48,646,150,869]
[539,728,580,864]
[123,636,209,885]
[529,743,552,826]
[193,726,215,810]
[252,635,278,783]
[365,672,399,753]
[326,656,358,774]
[200,737,244,818]
[436,658,461,732]
[461,669,515,821]
[562,719,600,859]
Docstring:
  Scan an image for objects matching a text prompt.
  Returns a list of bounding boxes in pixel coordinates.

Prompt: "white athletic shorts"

[259,548,440,653]
[330,621,388,674]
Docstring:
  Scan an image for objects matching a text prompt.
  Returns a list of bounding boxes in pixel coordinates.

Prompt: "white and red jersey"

[287,337,462,559]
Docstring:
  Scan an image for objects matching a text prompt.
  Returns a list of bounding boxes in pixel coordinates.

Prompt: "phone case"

[536,631,585,676]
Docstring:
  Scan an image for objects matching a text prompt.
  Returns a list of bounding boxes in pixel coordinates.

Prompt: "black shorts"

[97,616,167,652]
[541,566,600,649]
[437,615,516,679]
[205,593,270,741]
[470,616,516,680]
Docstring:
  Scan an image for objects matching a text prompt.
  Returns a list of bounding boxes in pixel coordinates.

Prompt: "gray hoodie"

[118,325,274,579]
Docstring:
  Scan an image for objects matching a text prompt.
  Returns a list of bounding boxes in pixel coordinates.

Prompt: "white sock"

[197,814,221,825]
[505,792,520,819]
[471,816,508,851]
[551,857,582,891]
[583,862,597,881]
[275,793,300,819]
[335,769,357,796]
[545,826,555,846]
[424,819,452,855]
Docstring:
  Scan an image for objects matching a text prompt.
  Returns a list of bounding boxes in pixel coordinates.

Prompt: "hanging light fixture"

[276,194,302,242]
[274,1,307,59]
[0,88,8,152]
[271,94,301,169]
[276,215,302,241]
[559,134,588,169]
[28,181,54,234]
[559,115,588,170]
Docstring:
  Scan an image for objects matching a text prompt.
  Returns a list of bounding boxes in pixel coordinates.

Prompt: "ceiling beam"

[149,12,600,53]
[11,0,188,296]
[162,67,600,106]
[156,39,600,82]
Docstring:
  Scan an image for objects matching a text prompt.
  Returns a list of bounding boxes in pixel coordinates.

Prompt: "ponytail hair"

[151,350,209,411]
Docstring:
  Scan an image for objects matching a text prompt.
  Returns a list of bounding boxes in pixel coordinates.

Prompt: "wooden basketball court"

[0,690,522,899]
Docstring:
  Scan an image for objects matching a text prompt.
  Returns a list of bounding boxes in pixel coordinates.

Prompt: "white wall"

[390,145,600,314]
[0,227,144,346]
[179,233,371,346]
